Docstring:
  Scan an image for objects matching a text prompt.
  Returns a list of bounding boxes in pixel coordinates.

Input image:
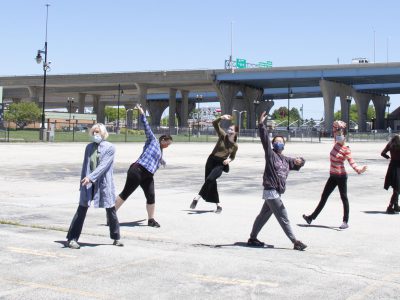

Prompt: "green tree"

[271,106,301,125]
[334,104,376,122]
[105,106,127,123]
[5,102,41,129]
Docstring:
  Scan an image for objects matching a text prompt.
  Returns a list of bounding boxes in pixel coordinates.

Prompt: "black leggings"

[119,163,155,204]
[66,205,120,241]
[198,155,228,204]
[310,175,349,223]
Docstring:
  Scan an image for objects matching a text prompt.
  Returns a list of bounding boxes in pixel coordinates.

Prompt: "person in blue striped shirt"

[114,104,172,227]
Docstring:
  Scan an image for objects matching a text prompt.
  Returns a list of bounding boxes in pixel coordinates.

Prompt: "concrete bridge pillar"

[180,90,189,127]
[92,95,105,123]
[339,95,351,126]
[353,93,371,132]
[148,100,168,127]
[135,84,148,109]
[258,100,275,120]
[28,86,40,105]
[168,88,177,131]
[124,104,136,129]
[12,98,22,103]
[319,79,336,132]
[214,82,241,127]
[372,95,389,130]
[243,85,263,129]
[78,93,86,114]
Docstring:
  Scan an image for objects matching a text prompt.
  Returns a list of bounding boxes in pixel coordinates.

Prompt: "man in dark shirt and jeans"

[247,111,307,251]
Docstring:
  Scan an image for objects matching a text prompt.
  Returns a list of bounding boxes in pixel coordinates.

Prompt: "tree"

[271,106,301,125]
[334,104,376,123]
[5,102,41,129]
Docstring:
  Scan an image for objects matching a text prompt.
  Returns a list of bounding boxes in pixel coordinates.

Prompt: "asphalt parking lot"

[0,140,399,299]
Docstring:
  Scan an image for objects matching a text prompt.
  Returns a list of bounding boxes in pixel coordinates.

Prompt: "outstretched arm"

[258,111,271,154]
[137,104,156,141]
[212,114,232,137]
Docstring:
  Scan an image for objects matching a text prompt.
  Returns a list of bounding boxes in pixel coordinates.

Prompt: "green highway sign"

[236,58,247,69]
[258,61,273,68]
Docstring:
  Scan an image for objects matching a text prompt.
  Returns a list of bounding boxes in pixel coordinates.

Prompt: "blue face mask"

[91,134,102,144]
[273,142,284,151]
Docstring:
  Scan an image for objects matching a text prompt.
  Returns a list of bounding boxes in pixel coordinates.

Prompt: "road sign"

[258,61,273,68]
[236,58,247,69]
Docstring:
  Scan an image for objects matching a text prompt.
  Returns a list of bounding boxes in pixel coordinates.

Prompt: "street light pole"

[386,99,391,130]
[346,96,352,139]
[36,4,50,141]
[287,85,293,141]
[116,84,124,134]
[67,97,74,131]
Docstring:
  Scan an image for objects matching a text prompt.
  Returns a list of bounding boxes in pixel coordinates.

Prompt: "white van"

[352,58,369,64]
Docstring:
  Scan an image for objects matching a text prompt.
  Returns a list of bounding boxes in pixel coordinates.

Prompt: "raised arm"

[212,115,232,137]
[138,105,156,141]
[258,111,272,154]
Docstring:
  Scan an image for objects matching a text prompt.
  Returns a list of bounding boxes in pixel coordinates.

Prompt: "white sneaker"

[339,222,349,229]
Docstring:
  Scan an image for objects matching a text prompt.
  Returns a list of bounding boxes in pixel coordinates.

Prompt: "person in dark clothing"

[190,114,238,213]
[382,134,400,214]
[247,111,307,251]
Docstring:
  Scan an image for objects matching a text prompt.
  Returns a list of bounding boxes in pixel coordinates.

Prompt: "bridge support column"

[148,100,168,127]
[92,95,105,123]
[214,82,241,127]
[124,104,136,129]
[243,85,263,129]
[180,90,189,127]
[372,95,389,130]
[339,95,351,126]
[28,86,40,105]
[78,93,86,114]
[353,93,370,132]
[168,88,177,131]
[319,80,337,133]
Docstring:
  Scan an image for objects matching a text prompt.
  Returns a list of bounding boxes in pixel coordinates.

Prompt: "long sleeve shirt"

[381,140,400,161]
[210,117,238,160]
[136,114,164,174]
[259,123,304,194]
[329,143,361,176]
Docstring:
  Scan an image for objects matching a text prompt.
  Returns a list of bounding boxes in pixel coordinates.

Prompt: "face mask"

[227,129,235,135]
[91,134,102,144]
[273,142,285,151]
[335,135,345,142]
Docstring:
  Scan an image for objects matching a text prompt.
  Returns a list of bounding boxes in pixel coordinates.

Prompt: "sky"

[1,0,400,119]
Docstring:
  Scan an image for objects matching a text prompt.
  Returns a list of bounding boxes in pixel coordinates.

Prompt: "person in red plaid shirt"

[303,120,367,229]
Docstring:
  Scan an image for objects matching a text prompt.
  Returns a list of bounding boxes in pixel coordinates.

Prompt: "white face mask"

[335,135,345,142]
[91,134,102,144]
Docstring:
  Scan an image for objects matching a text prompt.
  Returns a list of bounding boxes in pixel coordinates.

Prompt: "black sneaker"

[190,199,198,209]
[113,240,124,247]
[302,214,312,225]
[293,240,307,251]
[148,218,161,228]
[247,238,265,247]
[215,206,222,214]
[386,206,398,214]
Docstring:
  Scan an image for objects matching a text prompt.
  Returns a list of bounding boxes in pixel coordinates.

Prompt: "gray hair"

[89,123,109,140]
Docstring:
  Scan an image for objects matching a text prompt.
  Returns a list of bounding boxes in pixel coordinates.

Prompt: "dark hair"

[272,135,285,144]
[390,135,400,150]
[234,125,239,133]
[159,135,173,143]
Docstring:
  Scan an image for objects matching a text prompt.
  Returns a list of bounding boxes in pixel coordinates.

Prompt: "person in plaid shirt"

[114,104,172,228]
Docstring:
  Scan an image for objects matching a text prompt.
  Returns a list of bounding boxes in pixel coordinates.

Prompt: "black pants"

[66,205,120,241]
[199,155,228,204]
[310,175,349,223]
[119,163,155,204]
